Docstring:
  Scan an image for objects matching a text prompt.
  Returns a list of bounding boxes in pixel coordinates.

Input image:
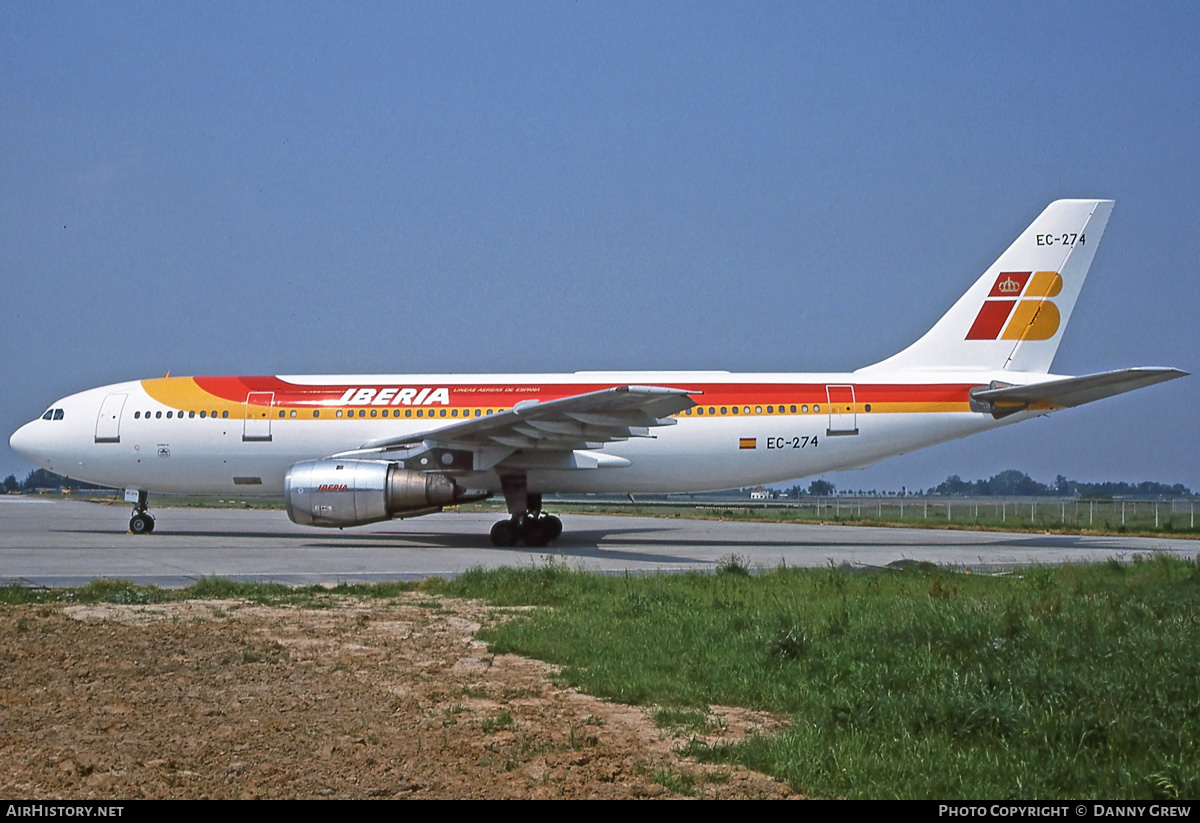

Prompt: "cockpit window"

[42,410,53,420]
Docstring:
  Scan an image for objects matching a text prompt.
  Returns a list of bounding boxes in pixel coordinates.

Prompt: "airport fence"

[548,495,1200,533]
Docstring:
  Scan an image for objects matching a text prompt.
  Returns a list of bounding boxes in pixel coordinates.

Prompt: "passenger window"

[134,411,141,419]
[755,406,762,414]
[200,411,207,418]
[313,410,320,418]
[222,411,228,419]
[336,410,342,418]
[405,409,412,418]
[451,409,458,417]
[156,411,162,419]
[278,410,285,418]
[290,410,297,418]
[370,410,376,418]
[813,404,821,413]
[188,411,196,419]
[790,405,797,413]
[766,406,773,414]
[731,406,739,414]
[166,411,173,419]
[801,405,808,413]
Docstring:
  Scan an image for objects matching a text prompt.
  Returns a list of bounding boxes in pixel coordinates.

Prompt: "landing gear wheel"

[129,513,154,535]
[522,518,552,548]
[544,515,563,541]
[490,519,517,547]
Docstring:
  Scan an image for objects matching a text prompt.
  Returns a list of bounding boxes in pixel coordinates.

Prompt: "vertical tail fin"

[859,199,1114,374]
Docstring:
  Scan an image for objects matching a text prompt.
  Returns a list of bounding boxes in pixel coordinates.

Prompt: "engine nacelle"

[284,459,459,528]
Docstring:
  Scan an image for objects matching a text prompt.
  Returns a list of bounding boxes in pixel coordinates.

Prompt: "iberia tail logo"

[966,271,1062,341]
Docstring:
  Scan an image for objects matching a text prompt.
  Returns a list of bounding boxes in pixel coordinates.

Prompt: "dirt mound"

[1,595,792,799]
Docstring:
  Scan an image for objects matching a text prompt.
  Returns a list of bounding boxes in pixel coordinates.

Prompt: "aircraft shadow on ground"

[52,525,1095,555]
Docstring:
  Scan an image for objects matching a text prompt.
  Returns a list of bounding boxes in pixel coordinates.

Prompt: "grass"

[461,498,1200,538]
[4,557,1198,798]
[481,711,515,733]
[654,707,723,734]
[448,555,1200,799]
[0,576,444,607]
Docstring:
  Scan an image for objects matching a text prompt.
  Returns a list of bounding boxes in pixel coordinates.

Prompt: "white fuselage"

[10,370,1041,497]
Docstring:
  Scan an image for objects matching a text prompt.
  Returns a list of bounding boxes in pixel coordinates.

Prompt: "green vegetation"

[930,470,1191,499]
[0,576,440,607]
[5,558,1198,798]
[455,557,1200,799]
[467,497,1199,537]
[654,707,723,734]
[481,711,516,733]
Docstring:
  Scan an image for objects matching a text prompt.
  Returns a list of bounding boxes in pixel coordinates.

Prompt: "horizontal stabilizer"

[969,367,1187,417]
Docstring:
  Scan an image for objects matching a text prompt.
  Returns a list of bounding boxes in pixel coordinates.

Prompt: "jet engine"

[284,459,460,527]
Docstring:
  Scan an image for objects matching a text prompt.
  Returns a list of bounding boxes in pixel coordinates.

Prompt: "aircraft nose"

[9,420,44,464]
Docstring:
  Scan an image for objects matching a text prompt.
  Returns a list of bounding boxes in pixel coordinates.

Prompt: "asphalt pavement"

[1,497,1195,588]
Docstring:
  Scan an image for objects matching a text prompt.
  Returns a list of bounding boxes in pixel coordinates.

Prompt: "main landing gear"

[489,475,563,548]
[128,490,155,535]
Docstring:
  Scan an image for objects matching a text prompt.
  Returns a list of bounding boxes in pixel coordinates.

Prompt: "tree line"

[3,468,111,493]
[778,469,1193,499]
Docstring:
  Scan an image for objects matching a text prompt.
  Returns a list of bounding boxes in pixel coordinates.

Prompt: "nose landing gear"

[127,490,155,535]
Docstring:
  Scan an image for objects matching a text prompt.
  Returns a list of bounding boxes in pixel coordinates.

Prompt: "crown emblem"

[997,276,1022,294]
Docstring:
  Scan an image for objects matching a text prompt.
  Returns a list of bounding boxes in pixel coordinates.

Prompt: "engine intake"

[285,459,460,527]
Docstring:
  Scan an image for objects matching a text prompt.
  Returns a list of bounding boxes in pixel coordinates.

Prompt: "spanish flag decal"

[739,438,757,450]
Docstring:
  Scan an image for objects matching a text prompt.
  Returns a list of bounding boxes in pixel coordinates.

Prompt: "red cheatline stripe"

[174,377,980,407]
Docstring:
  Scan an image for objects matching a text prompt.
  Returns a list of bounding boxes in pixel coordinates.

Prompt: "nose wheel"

[127,489,155,535]
[129,512,156,534]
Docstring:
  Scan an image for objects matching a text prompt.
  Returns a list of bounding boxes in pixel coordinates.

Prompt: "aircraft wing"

[970,367,1186,417]
[331,385,699,471]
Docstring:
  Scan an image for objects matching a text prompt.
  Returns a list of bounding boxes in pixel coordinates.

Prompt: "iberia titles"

[336,387,451,406]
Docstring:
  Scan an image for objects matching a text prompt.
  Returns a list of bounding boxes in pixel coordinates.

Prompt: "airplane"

[9,199,1186,547]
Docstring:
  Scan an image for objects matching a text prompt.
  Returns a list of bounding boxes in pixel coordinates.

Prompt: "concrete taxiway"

[1,497,1195,588]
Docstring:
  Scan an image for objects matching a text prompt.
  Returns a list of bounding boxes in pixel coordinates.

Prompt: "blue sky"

[3,2,1197,491]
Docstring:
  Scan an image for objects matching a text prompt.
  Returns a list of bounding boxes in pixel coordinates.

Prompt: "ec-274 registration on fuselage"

[10,200,1185,546]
